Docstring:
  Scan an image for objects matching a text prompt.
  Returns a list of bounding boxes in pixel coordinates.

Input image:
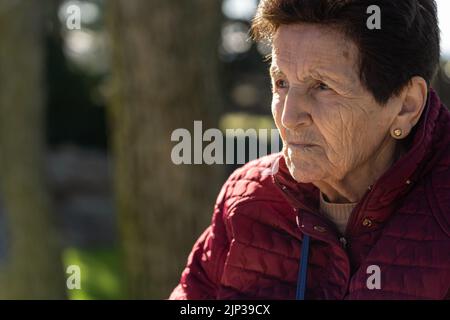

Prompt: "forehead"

[272,24,358,79]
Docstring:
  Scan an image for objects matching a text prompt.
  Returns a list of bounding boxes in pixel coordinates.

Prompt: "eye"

[316,82,330,91]
[274,79,289,89]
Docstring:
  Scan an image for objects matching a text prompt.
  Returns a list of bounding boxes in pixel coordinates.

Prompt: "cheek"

[319,102,383,169]
[271,95,283,119]
[271,95,285,134]
[314,102,364,165]
[313,103,349,146]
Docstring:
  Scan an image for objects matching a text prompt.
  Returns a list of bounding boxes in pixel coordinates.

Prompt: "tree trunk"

[107,0,224,298]
[0,0,66,299]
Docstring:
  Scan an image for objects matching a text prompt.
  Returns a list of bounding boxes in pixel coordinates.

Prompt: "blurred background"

[0,0,448,299]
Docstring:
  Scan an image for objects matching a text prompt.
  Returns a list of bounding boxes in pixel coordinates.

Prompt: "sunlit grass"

[63,247,124,300]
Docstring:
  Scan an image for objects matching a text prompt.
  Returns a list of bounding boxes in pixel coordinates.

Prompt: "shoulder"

[418,105,450,236]
[216,153,287,213]
[426,163,450,237]
[227,153,281,185]
[224,152,282,197]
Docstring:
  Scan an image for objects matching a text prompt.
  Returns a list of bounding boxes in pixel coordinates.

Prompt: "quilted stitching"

[170,90,450,300]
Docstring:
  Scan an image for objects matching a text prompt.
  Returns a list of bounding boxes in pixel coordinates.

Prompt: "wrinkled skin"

[270,24,427,203]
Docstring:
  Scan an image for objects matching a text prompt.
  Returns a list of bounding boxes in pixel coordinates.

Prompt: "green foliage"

[219,113,276,131]
[63,247,124,300]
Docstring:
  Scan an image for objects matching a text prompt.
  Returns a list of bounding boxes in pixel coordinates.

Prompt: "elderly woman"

[170,0,450,300]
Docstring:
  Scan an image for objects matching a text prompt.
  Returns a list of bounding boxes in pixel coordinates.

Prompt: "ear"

[391,76,428,138]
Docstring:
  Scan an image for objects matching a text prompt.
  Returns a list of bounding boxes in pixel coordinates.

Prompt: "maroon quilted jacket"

[170,89,450,300]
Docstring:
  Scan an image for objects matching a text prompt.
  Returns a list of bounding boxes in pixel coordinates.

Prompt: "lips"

[285,133,319,148]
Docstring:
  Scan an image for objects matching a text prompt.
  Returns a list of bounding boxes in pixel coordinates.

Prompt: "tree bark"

[107,0,224,298]
[0,0,66,299]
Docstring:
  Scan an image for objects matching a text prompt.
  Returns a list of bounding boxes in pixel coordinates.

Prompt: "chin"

[288,166,316,184]
[285,154,322,184]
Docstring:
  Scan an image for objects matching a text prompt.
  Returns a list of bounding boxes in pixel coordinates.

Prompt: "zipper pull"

[339,237,348,249]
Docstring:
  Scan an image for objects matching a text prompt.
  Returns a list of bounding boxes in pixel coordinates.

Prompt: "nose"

[281,88,313,130]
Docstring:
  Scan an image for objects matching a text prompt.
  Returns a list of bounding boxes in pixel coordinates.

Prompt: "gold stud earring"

[393,128,403,138]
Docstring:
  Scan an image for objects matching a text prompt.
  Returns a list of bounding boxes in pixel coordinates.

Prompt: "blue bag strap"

[296,234,310,300]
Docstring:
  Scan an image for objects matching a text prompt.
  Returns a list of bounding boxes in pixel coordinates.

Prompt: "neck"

[314,138,405,204]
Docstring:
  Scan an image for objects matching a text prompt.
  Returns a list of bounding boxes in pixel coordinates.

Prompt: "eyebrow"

[270,64,350,89]
[269,65,285,79]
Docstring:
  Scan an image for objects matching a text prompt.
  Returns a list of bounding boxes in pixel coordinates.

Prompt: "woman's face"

[271,24,403,184]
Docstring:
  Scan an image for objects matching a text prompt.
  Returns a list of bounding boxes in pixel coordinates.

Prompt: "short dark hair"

[251,0,440,104]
